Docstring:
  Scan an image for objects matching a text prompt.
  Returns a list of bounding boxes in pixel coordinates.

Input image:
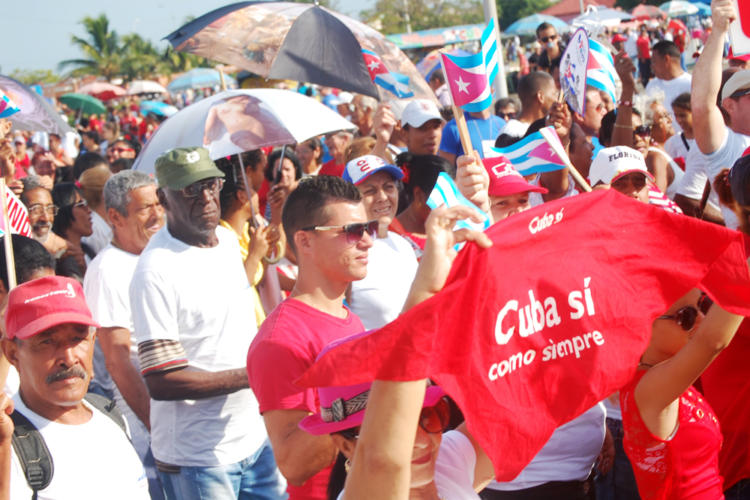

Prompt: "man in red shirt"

[636,25,652,87]
[247,176,373,499]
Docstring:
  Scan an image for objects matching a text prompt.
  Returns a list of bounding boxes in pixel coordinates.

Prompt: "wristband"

[613,124,632,129]
[618,100,633,107]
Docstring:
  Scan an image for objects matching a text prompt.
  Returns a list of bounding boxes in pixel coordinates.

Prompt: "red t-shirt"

[621,371,724,499]
[247,298,365,500]
[318,159,344,177]
[701,318,750,491]
[637,35,651,60]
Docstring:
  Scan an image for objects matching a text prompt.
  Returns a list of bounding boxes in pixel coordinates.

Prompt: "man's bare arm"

[144,366,248,401]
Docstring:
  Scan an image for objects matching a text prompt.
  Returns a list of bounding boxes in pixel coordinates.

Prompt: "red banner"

[299,190,750,481]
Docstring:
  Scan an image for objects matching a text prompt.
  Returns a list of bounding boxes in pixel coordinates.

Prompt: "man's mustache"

[46,366,88,384]
[33,221,51,231]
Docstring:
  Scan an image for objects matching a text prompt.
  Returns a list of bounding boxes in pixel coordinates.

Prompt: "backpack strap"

[10,410,53,500]
[83,393,127,435]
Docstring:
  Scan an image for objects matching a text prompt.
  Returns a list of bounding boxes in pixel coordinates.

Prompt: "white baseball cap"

[401,99,442,128]
[722,70,750,101]
[342,155,404,185]
[589,146,652,186]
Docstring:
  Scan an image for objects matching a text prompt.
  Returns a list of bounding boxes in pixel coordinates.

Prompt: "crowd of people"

[0,0,748,499]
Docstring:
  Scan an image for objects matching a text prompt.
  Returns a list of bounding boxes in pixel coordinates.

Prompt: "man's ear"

[2,339,19,370]
[294,230,312,256]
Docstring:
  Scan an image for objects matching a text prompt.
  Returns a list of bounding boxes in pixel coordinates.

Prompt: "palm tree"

[58,14,123,79]
[121,34,162,80]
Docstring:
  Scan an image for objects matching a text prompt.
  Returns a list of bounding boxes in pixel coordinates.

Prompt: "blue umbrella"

[505,14,569,36]
[140,100,179,117]
[691,2,711,17]
[167,68,237,92]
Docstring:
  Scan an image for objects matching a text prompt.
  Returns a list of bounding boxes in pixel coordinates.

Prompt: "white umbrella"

[132,88,356,175]
[573,6,632,28]
[128,80,168,95]
[659,1,699,17]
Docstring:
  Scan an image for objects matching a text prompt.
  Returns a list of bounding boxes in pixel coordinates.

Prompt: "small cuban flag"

[0,90,20,119]
[426,172,491,250]
[490,127,569,176]
[361,48,414,99]
[586,39,620,106]
[439,19,499,113]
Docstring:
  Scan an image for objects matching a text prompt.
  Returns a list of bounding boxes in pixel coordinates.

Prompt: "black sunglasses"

[657,293,713,332]
[302,220,378,244]
[634,125,651,136]
[540,34,558,43]
[339,397,452,441]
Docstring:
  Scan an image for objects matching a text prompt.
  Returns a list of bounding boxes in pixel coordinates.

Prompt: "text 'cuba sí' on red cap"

[5,276,99,340]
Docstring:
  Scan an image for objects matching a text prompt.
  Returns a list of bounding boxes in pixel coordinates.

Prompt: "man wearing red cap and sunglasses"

[0,275,149,499]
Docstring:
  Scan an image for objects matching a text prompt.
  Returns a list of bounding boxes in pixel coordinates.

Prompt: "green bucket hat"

[155,147,225,190]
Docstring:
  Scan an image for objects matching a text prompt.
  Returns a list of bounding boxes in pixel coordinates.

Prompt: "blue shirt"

[439,112,506,159]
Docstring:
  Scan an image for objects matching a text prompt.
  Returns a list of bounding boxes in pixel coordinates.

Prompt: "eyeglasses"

[72,199,88,209]
[656,293,713,332]
[302,220,378,244]
[540,34,558,43]
[180,177,225,198]
[498,112,516,120]
[339,397,452,441]
[612,173,647,192]
[634,125,652,136]
[109,147,134,154]
[26,204,58,217]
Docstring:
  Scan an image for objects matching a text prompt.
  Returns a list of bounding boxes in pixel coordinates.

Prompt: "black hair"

[494,97,517,116]
[73,152,107,180]
[111,137,141,156]
[429,71,445,84]
[599,109,617,147]
[652,40,681,59]
[0,235,54,290]
[395,153,447,202]
[495,133,522,148]
[327,453,348,500]
[281,176,361,255]
[536,22,554,38]
[51,182,84,237]
[82,129,100,145]
[110,157,134,174]
[672,92,691,112]
[517,71,554,107]
[265,147,303,183]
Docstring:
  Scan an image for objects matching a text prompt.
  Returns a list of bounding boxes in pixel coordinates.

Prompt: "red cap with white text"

[484,156,548,197]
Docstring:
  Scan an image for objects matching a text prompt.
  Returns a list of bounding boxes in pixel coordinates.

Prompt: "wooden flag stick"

[0,180,16,290]
[439,54,474,159]
[218,67,227,91]
[540,128,592,192]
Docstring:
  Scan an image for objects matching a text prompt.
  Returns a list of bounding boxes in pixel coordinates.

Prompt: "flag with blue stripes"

[440,19,500,113]
[587,39,619,105]
[490,127,568,176]
[361,48,415,99]
[426,173,490,249]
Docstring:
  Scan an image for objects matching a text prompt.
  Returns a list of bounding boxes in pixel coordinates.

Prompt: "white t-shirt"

[84,244,140,397]
[338,431,479,500]
[81,210,112,256]
[677,127,749,229]
[624,35,638,59]
[486,403,605,491]
[349,232,418,330]
[130,225,266,466]
[10,395,150,500]
[499,119,530,139]
[645,73,692,134]
[664,133,691,162]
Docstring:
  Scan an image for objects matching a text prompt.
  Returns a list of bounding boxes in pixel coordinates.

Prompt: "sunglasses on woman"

[656,293,713,332]
[339,397,452,441]
[302,220,379,244]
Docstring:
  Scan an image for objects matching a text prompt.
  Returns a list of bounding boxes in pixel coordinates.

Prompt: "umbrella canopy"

[505,14,569,36]
[572,6,632,28]
[691,2,711,17]
[167,68,237,92]
[164,1,435,102]
[0,76,72,135]
[128,80,168,95]
[659,1,699,16]
[132,88,356,175]
[58,93,106,116]
[631,4,665,20]
[140,100,179,117]
[77,81,126,101]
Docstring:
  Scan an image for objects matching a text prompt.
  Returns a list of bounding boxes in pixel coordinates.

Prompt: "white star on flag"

[455,76,470,93]
[368,60,380,71]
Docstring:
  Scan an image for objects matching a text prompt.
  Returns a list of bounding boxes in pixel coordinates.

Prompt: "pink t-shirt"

[247,298,365,500]
[620,370,724,500]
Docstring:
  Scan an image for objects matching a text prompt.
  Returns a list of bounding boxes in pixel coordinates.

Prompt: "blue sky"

[1,0,372,73]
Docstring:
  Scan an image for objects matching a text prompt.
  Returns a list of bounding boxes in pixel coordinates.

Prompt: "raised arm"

[0,393,12,500]
[611,52,637,148]
[635,293,744,439]
[692,0,737,154]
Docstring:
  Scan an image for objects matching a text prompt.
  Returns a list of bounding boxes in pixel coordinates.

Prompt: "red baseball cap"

[5,276,99,340]
[484,156,548,197]
[611,34,627,44]
[729,47,750,63]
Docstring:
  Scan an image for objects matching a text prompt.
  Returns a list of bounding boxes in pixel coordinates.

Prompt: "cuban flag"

[0,90,20,119]
[426,172,490,250]
[490,127,569,176]
[587,39,619,105]
[361,48,414,99]
[440,19,500,113]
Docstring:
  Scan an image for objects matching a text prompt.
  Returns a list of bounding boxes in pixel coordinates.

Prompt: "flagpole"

[439,54,475,161]
[539,128,592,192]
[482,0,508,98]
[0,181,17,290]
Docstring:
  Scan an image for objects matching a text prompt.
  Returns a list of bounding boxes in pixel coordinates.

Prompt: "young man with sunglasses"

[130,147,285,500]
[247,175,375,500]
[536,22,562,74]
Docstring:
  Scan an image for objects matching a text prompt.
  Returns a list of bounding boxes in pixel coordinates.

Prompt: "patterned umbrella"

[77,81,126,101]
[0,76,72,135]
[659,1,699,17]
[164,1,434,102]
